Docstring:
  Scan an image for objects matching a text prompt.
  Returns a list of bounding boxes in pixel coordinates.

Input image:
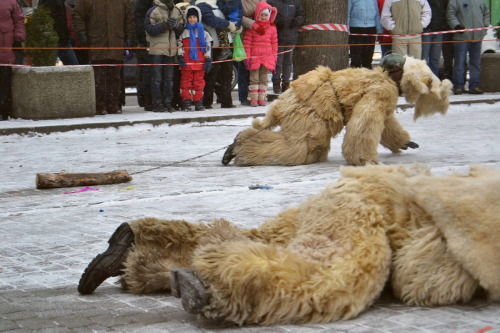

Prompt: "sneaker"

[454,88,464,95]
[194,101,205,111]
[182,99,192,111]
[468,88,484,94]
[78,222,135,295]
[250,100,258,107]
[258,100,266,106]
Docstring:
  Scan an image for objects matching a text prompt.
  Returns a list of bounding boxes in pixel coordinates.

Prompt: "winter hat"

[186,7,199,20]
[380,53,406,71]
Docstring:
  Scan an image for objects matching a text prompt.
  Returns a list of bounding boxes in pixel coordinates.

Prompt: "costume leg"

[342,93,388,165]
[231,126,331,166]
[391,225,478,306]
[379,113,411,153]
[188,201,391,325]
[120,217,211,294]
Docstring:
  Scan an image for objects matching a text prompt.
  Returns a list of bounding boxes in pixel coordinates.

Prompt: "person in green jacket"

[446,0,490,95]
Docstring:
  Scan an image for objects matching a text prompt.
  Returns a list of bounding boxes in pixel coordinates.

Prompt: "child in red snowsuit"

[243,1,278,107]
[177,6,213,111]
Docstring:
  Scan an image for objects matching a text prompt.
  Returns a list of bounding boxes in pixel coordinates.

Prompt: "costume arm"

[420,0,431,28]
[380,0,395,31]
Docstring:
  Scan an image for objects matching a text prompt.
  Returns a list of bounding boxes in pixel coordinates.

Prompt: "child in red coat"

[177,6,213,111]
[243,1,278,107]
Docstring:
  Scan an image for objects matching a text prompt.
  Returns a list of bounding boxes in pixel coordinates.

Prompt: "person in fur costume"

[78,163,500,326]
[222,53,452,166]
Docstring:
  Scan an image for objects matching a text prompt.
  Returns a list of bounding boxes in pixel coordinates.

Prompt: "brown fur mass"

[119,164,499,325]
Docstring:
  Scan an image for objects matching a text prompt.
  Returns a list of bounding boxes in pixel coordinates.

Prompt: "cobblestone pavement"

[1,101,499,332]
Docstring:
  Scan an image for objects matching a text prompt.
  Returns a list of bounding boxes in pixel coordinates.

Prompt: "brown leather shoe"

[78,223,134,294]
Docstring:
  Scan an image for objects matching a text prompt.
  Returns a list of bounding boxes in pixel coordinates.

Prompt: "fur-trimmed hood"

[183,5,203,22]
[253,1,277,23]
[400,56,452,120]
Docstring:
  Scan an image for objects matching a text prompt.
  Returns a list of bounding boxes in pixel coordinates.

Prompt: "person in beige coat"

[72,0,135,115]
[77,163,500,325]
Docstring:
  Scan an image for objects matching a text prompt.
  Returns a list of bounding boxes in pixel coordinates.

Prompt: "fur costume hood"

[400,56,452,120]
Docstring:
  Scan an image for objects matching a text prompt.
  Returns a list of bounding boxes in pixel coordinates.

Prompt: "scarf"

[256,19,271,31]
[186,22,207,60]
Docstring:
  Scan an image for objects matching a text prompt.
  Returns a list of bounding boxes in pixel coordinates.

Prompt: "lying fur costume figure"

[222,54,452,166]
[78,163,500,325]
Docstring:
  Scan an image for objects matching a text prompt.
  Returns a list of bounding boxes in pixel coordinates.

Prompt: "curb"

[1,98,499,136]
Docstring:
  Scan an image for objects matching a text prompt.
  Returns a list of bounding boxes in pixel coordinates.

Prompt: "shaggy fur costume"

[224,56,452,166]
[118,164,499,325]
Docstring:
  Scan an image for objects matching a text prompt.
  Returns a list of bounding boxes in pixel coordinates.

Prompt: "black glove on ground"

[401,141,419,150]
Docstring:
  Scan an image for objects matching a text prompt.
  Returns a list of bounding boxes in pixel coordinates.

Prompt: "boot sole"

[170,268,210,314]
[222,142,236,165]
[78,223,134,295]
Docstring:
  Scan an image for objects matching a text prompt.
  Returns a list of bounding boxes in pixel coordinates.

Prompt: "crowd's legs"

[272,46,294,93]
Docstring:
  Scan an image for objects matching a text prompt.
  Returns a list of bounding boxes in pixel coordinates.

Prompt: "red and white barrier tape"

[298,23,500,38]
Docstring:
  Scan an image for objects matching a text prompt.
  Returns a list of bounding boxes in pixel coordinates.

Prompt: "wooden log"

[36,170,132,189]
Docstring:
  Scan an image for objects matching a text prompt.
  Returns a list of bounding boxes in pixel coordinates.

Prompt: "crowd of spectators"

[0,0,494,120]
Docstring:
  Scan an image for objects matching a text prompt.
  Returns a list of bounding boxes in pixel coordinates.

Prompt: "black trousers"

[0,66,13,120]
[203,49,233,107]
[348,27,377,69]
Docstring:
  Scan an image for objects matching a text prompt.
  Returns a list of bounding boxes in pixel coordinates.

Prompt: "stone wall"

[11,65,96,120]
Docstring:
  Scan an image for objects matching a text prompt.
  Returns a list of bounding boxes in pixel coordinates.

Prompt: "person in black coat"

[38,0,79,64]
[267,0,304,94]
[134,0,154,111]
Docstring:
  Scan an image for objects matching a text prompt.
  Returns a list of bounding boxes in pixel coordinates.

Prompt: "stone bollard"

[11,65,96,120]
[479,53,500,92]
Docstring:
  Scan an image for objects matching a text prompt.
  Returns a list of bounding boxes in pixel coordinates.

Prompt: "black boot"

[222,141,237,165]
[272,81,281,94]
[194,100,205,111]
[182,99,192,111]
[78,223,135,295]
[281,81,290,93]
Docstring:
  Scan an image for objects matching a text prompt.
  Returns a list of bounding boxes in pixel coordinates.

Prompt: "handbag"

[232,32,246,62]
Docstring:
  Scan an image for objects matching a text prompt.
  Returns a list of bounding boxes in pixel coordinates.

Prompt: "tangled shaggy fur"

[224,56,451,166]
[118,163,500,325]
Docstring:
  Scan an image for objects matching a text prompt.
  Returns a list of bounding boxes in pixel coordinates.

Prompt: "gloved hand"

[244,58,251,70]
[77,32,88,46]
[234,25,243,34]
[168,17,180,29]
[290,18,300,28]
[204,58,212,73]
[454,24,465,31]
[177,55,186,67]
[400,141,419,150]
[228,21,237,32]
[125,37,136,48]
[252,22,265,36]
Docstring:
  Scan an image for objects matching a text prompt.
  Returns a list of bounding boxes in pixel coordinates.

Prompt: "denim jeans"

[453,41,482,90]
[237,61,249,103]
[421,31,443,77]
[150,54,175,105]
[58,41,79,65]
[272,46,294,83]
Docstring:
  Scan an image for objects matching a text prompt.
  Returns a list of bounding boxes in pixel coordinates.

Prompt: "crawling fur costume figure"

[78,164,500,325]
[222,54,452,166]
